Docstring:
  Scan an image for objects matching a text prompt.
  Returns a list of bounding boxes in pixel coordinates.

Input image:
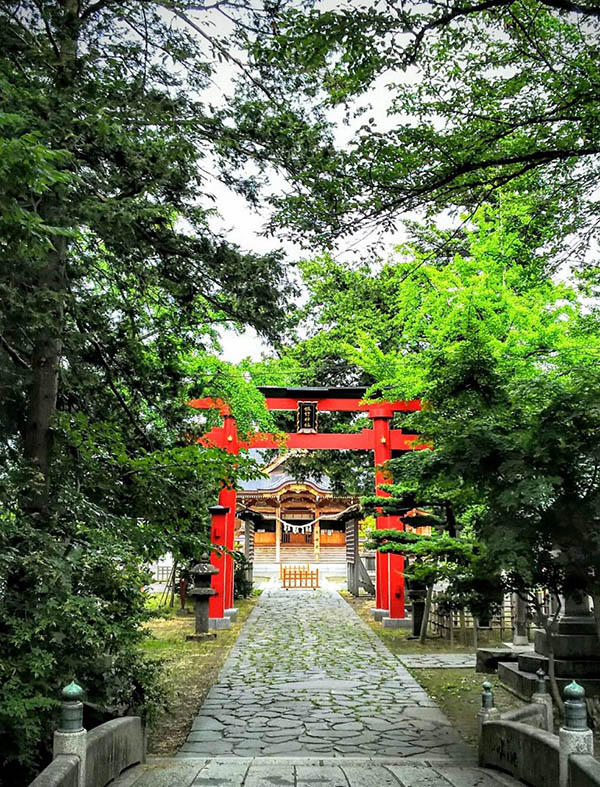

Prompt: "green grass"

[410,668,525,747]
[341,591,477,653]
[140,594,260,755]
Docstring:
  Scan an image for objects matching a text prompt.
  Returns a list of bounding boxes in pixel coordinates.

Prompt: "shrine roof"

[257,385,367,399]
[239,473,332,493]
[239,449,333,493]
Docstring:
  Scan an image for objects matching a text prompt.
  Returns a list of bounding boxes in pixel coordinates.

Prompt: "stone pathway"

[118,756,519,786]
[178,583,473,759]
[396,654,476,669]
[112,581,521,786]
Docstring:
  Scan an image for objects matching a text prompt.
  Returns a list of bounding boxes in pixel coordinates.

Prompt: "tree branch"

[78,323,155,450]
[0,335,31,370]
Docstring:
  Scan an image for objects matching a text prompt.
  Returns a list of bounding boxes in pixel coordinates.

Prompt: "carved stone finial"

[564,680,588,731]
[481,680,495,710]
[535,668,547,694]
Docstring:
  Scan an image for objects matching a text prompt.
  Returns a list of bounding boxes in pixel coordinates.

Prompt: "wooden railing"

[279,562,309,580]
[281,566,319,590]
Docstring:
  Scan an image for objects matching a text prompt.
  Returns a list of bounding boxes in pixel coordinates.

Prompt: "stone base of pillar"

[382,616,411,629]
[225,607,238,622]
[371,608,389,621]
[512,635,529,646]
[208,617,232,630]
[186,632,216,642]
[53,729,87,787]
[559,726,594,787]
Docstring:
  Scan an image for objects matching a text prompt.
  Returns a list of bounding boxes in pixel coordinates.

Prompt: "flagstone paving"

[117,756,519,787]
[112,580,521,786]
[395,653,476,669]
[178,582,475,758]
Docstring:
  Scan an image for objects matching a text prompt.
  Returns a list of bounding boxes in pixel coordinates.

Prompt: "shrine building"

[236,453,357,566]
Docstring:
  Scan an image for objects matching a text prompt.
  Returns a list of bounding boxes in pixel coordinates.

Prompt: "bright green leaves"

[237,1,600,250]
[0,1,303,777]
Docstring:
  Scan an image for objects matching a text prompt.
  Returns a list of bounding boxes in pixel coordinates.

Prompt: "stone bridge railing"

[478,672,600,787]
[28,683,145,787]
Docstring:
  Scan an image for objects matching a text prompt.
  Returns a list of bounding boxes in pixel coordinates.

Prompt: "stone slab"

[382,617,412,629]
[399,653,476,669]
[519,652,600,679]
[534,630,600,659]
[208,617,231,630]
[111,758,522,787]
[499,661,600,700]
[370,608,389,621]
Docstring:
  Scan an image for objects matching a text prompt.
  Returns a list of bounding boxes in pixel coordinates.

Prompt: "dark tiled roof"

[258,386,366,399]
[239,472,332,492]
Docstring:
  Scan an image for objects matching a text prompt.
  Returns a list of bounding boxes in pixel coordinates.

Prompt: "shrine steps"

[253,545,347,565]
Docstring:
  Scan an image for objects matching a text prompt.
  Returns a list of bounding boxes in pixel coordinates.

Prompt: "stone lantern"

[186,554,219,641]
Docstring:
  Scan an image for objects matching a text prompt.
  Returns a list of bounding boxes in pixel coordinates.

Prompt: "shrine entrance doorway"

[191,386,426,628]
[282,529,313,545]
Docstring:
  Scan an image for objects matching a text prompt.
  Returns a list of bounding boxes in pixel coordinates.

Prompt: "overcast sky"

[190,2,422,364]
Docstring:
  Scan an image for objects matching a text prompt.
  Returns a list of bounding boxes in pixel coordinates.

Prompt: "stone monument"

[186,555,218,642]
[499,594,600,699]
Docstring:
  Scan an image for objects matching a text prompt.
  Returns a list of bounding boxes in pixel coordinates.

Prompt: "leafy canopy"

[233,0,600,253]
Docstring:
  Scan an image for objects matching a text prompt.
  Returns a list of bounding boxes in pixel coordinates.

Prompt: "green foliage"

[237,1,600,253]
[233,552,254,600]
[366,528,503,620]
[265,196,600,626]
[0,1,300,779]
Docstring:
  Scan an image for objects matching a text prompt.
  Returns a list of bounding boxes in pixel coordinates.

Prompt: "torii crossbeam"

[191,386,426,628]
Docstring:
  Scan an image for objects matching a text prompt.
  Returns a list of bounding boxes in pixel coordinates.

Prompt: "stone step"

[519,652,600,678]
[498,661,600,700]
[557,618,598,635]
[497,661,539,699]
[114,757,522,787]
[254,545,347,564]
[476,646,525,674]
[534,629,600,658]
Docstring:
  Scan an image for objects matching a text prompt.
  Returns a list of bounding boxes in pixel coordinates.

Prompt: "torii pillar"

[208,413,238,628]
[370,404,406,625]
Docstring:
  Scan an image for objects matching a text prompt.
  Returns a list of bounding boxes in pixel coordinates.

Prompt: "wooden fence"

[154,564,173,582]
[280,562,309,580]
[427,590,553,645]
[281,566,320,590]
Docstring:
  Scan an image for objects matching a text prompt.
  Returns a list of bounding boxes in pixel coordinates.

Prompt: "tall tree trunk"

[459,607,466,645]
[22,0,78,515]
[419,584,434,644]
[23,237,66,515]
[444,501,457,537]
[545,625,564,716]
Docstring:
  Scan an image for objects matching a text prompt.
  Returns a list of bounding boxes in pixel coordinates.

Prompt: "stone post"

[531,668,553,731]
[559,681,594,787]
[477,680,500,737]
[53,682,87,787]
[513,593,529,645]
[187,555,219,641]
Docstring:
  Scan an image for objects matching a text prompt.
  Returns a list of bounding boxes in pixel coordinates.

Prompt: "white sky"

[185,2,422,364]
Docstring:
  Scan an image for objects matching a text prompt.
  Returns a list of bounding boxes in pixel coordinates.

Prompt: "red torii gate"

[190,386,425,628]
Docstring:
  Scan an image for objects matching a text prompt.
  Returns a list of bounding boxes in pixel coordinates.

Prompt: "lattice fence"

[281,566,320,589]
[427,590,553,644]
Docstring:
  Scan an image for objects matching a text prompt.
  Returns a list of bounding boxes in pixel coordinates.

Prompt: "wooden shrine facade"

[237,460,357,564]
[190,386,426,625]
